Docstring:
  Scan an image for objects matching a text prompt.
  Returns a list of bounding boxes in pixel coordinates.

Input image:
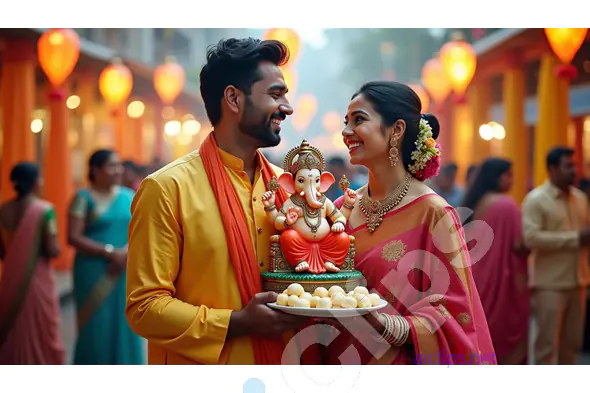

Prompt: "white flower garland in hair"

[407,118,441,175]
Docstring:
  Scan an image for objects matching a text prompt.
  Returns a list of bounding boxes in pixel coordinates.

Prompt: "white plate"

[267,299,388,318]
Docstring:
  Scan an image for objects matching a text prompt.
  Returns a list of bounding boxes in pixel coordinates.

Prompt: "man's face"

[551,154,577,186]
[238,61,293,148]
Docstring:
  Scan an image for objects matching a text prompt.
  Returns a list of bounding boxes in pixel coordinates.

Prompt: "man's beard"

[238,98,282,148]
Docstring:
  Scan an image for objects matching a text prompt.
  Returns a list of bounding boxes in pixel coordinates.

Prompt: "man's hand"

[228,292,309,339]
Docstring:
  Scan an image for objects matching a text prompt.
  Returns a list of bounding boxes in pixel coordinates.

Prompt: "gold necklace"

[290,195,325,233]
[359,172,411,233]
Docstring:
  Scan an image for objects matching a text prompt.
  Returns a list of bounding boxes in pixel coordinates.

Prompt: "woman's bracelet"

[375,313,410,346]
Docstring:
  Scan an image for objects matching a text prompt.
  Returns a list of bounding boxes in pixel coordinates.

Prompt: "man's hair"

[199,38,290,126]
[546,146,574,169]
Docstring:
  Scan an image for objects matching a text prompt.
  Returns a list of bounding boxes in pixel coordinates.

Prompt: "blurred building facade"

[0,27,249,269]
[442,28,590,203]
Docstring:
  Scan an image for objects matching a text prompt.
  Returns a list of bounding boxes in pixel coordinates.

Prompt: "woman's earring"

[389,132,401,167]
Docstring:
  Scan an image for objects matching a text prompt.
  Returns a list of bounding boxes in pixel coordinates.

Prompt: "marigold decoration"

[38,28,80,87]
[408,118,441,181]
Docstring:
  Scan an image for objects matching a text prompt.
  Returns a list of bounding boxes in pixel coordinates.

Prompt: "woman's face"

[498,167,514,192]
[342,94,400,167]
[94,153,123,187]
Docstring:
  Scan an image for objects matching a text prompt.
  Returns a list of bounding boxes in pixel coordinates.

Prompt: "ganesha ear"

[278,173,296,195]
[319,172,336,193]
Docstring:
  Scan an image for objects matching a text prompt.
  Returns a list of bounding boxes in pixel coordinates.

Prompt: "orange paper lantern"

[154,56,186,104]
[263,28,300,63]
[421,57,451,104]
[408,84,430,113]
[440,33,477,96]
[38,28,80,87]
[99,60,133,105]
[544,28,588,64]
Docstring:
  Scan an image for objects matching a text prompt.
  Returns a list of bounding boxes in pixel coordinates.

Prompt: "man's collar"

[545,180,571,198]
[217,146,264,173]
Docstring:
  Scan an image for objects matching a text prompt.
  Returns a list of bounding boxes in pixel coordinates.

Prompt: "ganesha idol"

[260,140,364,293]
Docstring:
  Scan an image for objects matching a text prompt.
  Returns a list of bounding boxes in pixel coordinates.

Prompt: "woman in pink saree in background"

[0,162,65,364]
[323,82,495,365]
[462,158,530,364]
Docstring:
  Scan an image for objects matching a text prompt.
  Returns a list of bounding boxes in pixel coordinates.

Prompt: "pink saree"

[326,193,496,365]
[0,200,65,364]
[469,195,529,364]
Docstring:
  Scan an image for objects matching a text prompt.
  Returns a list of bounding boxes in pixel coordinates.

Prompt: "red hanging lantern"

[440,32,477,98]
[38,28,80,87]
[422,56,451,104]
[263,28,300,64]
[99,59,133,106]
[154,56,186,104]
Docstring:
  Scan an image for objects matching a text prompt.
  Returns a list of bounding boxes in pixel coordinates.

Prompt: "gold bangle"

[264,205,276,211]
[343,202,354,210]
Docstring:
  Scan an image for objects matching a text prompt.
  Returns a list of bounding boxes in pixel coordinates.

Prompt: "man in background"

[522,147,590,364]
[433,162,464,208]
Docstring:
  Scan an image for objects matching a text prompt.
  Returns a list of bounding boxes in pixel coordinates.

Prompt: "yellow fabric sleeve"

[125,176,233,364]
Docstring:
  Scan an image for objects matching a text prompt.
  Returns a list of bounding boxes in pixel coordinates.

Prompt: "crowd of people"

[0,36,589,366]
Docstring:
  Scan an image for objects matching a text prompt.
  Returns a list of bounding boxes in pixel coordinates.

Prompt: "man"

[522,146,590,365]
[125,38,310,365]
[433,163,464,208]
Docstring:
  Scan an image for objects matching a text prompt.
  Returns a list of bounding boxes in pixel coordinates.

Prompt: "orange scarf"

[200,132,288,364]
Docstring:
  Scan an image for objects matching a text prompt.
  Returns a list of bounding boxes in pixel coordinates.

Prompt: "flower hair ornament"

[407,116,442,182]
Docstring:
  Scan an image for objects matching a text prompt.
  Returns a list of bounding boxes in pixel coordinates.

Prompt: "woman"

[68,149,144,365]
[462,158,530,364]
[326,81,495,365]
[0,162,65,364]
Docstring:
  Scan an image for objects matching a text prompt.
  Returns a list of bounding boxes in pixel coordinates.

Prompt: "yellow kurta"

[125,147,283,365]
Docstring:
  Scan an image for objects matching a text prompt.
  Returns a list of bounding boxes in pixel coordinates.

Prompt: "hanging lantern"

[544,28,588,64]
[422,57,451,104]
[440,32,477,97]
[408,84,431,113]
[154,56,186,104]
[37,28,80,87]
[263,28,300,64]
[99,59,133,105]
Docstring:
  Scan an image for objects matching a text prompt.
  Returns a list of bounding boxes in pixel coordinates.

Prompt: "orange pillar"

[1,39,36,201]
[44,87,74,270]
[129,115,144,163]
[77,71,98,186]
